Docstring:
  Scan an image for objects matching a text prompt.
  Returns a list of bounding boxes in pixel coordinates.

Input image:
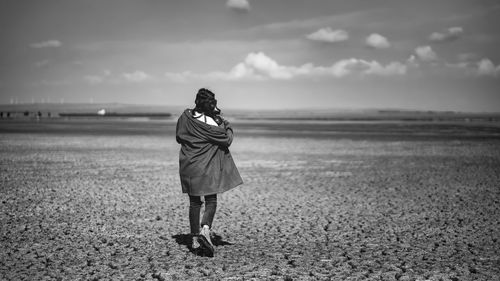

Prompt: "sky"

[0,0,499,112]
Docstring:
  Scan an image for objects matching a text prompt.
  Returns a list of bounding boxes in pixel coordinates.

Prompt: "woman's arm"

[206,119,234,148]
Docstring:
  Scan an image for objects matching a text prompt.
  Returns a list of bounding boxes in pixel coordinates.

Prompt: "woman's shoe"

[198,225,214,256]
[201,225,214,246]
[191,235,201,250]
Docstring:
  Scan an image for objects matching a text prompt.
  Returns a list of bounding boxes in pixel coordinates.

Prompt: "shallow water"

[1,118,500,140]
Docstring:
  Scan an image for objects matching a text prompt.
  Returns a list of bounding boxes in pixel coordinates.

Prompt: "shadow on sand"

[172,233,233,257]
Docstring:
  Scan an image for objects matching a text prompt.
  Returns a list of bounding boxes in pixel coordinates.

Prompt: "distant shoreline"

[58,112,172,118]
[1,103,500,122]
[236,116,500,122]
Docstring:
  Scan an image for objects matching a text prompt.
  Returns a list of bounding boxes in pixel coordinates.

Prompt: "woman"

[176,88,243,256]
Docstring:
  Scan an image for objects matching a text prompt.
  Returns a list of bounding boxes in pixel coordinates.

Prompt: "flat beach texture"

[1,119,499,280]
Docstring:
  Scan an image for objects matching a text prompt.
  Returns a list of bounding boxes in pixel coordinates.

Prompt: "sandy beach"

[1,119,499,280]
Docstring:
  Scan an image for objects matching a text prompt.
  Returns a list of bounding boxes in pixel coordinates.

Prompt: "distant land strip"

[58,112,172,118]
[238,116,500,122]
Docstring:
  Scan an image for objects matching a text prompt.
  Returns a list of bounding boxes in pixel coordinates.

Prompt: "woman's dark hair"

[193,88,222,123]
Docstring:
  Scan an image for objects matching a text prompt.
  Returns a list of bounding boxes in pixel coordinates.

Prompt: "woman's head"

[194,88,219,116]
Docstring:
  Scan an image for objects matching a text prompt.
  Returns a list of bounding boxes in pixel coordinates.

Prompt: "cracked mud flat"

[1,120,499,280]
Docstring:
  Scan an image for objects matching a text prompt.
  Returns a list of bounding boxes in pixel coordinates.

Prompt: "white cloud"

[449,27,464,34]
[83,70,151,84]
[123,71,150,82]
[415,46,438,62]
[30,40,62,48]
[365,61,406,76]
[407,55,419,67]
[235,9,378,39]
[164,71,193,83]
[306,28,349,43]
[34,60,50,68]
[242,52,303,79]
[226,0,250,12]
[446,58,500,78]
[166,53,291,81]
[365,33,391,49]
[84,75,104,85]
[327,59,406,77]
[476,59,500,77]
[165,52,407,82]
[429,26,463,42]
[83,70,114,85]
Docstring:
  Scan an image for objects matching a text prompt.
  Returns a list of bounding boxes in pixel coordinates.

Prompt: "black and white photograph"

[1,0,499,280]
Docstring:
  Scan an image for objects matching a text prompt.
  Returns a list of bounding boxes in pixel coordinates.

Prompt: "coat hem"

[182,181,243,196]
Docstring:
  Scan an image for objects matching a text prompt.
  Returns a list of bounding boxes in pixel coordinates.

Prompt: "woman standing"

[176,88,243,256]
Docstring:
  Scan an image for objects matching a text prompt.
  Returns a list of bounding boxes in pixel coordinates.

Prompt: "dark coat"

[176,109,243,196]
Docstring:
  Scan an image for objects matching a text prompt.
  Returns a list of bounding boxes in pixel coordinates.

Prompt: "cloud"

[123,71,150,82]
[34,60,50,68]
[446,58,500,78]
[30,40,62,48]
[241,52,308,79]
[415,46,438,62]
[84,70,151,85]
[365,33,390,49]
[363,61,407,76]
[83,70,114,85]
[164,71,195,83]
[407,55,418,66]
[429,27,463,42]
[84,75,104,85]
[226,0,250,12]
[306,28,349,43]
[476,59,500,77]
[233,9,378,39]
[165,52,407,82]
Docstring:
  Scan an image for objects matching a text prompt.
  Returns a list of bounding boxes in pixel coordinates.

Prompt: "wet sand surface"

[1,120,499,280]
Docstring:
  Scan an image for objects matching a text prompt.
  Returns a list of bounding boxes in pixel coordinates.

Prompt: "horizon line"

[1,102,500,114]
